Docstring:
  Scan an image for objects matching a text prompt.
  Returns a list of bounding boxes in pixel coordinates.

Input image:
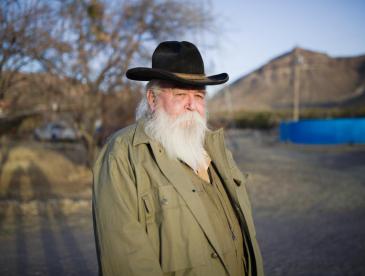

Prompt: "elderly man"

[92,41,264,276]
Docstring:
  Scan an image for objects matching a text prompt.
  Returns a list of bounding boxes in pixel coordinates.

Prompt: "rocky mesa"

[209,48,365,114]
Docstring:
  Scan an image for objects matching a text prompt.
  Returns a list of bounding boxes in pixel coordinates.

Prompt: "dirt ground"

[0,130,365,275]
[225,129,365,276]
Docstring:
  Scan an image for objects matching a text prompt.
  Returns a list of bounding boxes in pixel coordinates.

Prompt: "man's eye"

[195,94,205,99]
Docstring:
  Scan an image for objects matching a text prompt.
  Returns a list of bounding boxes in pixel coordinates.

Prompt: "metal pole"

[292,50,303,121]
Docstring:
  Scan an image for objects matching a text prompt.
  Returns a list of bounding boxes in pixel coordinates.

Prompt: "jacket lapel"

[149,140,228,271]
[205,130,240,206]
[205,130,259,276]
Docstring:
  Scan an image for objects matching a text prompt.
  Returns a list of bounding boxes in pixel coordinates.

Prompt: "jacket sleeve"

[92,152,163,276]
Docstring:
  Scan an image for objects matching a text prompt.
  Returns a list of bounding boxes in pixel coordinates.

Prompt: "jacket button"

[160,198,168,205]
[211,252,218,259]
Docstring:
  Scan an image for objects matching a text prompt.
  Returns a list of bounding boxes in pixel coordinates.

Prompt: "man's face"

[148,83,206,119]
[144,82,208,171]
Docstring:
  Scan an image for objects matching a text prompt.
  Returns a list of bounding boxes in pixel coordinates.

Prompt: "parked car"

[34,122,79,142]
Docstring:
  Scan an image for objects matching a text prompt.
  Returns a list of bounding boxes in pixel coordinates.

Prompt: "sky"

[197,0,365,95]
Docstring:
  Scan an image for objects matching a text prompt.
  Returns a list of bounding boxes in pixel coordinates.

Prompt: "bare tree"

[41,0,212,92]
[1,0,214,164]
[0,0,67,100]
[42,0,213,163]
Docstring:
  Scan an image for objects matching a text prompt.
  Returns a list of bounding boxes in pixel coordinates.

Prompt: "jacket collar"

[132,118,239,205]
[132,118,151,146]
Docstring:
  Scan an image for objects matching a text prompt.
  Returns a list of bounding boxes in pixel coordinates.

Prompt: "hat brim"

[126,67,228,86]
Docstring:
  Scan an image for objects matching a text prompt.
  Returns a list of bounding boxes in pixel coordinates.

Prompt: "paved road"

[0,129,364,275]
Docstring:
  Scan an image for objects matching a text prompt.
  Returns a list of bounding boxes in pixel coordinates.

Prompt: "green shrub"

[209,107,365,129]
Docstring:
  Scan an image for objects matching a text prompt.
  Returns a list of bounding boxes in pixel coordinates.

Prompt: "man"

[92,41,264,276]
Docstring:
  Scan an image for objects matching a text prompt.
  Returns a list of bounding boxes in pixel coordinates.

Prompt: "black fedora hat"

[126,41,228,86]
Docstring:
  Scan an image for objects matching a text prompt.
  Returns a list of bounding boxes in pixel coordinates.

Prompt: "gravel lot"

[0,129,364,275]
[225,129,365,276]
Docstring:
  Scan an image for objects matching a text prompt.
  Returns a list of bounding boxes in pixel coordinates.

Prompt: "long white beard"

[144,108,208,172]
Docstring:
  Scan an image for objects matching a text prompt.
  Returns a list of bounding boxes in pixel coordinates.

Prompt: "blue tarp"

[280,118,365,144]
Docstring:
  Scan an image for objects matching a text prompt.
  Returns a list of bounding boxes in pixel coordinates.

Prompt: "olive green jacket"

[92,120,264,276]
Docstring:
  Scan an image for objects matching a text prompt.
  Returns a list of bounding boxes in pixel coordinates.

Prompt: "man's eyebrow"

[195,90,207,95]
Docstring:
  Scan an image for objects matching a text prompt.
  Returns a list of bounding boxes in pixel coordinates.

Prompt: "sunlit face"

[147,83,206,119]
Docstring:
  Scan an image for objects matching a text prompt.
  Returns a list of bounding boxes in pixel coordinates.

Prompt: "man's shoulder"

[108,123,136,145]
[103,123,137,155]
[93,123,139,172]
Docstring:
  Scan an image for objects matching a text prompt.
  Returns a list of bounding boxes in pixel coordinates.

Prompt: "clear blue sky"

[196,0,365,95]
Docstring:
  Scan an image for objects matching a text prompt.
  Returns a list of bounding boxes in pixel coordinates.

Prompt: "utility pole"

[292,48,303,121]
[224,86,236,128]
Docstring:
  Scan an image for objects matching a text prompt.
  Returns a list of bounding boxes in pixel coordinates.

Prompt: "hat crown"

[125,40,228,86]
[152,41,205,74]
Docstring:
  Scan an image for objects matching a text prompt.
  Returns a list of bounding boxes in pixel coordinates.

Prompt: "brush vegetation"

[209,107,365,129]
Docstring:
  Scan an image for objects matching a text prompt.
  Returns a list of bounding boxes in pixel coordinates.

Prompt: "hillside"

[209,48,365,114]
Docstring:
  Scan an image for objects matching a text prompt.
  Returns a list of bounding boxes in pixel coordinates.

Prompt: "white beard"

[144,107,208,172]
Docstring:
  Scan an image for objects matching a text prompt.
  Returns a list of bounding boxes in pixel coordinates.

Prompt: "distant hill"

[209,48,365,114]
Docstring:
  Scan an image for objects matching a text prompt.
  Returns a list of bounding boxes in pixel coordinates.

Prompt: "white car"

[34,122,79,142]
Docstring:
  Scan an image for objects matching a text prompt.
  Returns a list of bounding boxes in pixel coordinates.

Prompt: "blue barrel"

[280,118,365,144]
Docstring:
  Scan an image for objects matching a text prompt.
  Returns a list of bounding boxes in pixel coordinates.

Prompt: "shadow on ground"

[0,141,96,276]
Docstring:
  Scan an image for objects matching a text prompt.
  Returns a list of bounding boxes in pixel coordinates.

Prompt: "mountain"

[209,48,365,114]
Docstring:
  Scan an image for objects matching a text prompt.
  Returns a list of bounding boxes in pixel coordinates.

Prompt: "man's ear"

[147,90,156,112]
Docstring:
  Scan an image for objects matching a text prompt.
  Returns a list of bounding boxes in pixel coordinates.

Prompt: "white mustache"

[171,111,205,128]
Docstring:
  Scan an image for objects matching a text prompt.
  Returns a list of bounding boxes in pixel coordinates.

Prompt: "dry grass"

[0,141,91,201]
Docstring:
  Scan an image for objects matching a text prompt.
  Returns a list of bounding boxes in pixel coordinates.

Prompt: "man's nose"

[185,94,197,111]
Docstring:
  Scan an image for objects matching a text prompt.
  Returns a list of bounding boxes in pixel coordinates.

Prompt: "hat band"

[173,72,207,80]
